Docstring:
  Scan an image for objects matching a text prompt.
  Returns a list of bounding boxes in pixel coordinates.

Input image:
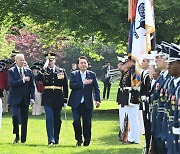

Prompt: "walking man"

[8,54,35,144]
[68,56,100,146]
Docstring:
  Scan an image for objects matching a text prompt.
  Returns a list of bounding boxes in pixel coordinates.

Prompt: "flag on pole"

[128,0,155,87]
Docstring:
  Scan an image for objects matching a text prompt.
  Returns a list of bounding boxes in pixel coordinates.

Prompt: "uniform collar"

[163,70,168,79]
[174,77,180,87]
[48,66,56,72]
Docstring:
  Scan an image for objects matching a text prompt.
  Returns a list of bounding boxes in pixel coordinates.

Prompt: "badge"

[171,95,175,101]
[156,83,159,90]
[172,105,175,111]
[160,89,163,97]
[165,89,168,97]
[57,72,64,79]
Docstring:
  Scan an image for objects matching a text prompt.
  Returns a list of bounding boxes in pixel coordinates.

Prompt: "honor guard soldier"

[155,41,171,154]
[116,56,129,143]
[35,52,68,146]
[118,57,140,144]
[166,43,180,154]
[140,55,151,153]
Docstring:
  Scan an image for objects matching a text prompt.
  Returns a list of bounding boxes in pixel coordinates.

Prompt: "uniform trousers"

[44,106,62,144]
[11,99,29,143]
[0,98,2,130]
[127,104,140,143]
[119,105,127,131]
[103,80,111,99]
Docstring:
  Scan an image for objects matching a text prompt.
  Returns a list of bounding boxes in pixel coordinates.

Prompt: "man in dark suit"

[68,56,100,146]
[8,54,35,144]
[35,52,68,146]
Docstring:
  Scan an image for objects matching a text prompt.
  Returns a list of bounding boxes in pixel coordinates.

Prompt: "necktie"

[81,73,85,103]
[19,68,23,77]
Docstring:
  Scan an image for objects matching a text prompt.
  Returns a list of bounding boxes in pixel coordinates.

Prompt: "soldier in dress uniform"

[35,52,68,146]
[116,56,129,143]
[166,43,180,154]
[155,41,171,154]
[140,55,151,153]
[118,57,140,144]
[101,61,114,99]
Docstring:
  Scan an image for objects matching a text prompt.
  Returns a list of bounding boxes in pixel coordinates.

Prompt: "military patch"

[160,89,163,97]
[156,83,159,90]
[171,95,175,101]
[172,105,175,111]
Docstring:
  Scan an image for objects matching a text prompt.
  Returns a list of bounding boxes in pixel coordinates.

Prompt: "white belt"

[124,87,132,90]
[172,127,180,135]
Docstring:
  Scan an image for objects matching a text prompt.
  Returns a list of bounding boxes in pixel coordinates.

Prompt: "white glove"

[43,59,49,69]
[64,103,67,108]
[141,96,147,102]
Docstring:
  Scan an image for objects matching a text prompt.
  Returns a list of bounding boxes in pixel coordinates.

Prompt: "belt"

[158,107,165,112]
[119,87,132,91]
[124,87,132,90]
[44,86,62,90]
[169,116,174,122]
[152,100,158,106]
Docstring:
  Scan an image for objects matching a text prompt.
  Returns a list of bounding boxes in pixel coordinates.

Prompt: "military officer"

[150,43,167,153]
[35,53,68,146]
[166,43,180,154]
[116,56,128,143]
[140,55,151,153]
[154,41,171,153]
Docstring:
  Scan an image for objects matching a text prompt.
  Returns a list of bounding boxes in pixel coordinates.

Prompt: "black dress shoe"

[55,141,59,145]
[83,141,90,146]
[76,140,83,146]
[13,137,19,144]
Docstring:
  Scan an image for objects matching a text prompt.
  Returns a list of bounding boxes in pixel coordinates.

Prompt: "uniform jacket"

[35,66,68,108]
[8,66,35,106]
[101,65,114,83]
[68,70,100,109]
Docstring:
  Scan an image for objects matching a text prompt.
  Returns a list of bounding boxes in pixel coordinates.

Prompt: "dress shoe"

[83,141,90,146]
[55,141,59,145]
[76,140,83,146]
[13,137,19,144]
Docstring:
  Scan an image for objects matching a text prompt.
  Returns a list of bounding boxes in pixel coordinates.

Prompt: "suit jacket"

[68,70,100,109]
[8,66,35,106]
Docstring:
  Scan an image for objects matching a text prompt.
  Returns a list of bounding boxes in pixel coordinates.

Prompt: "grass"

[0,81,144,154]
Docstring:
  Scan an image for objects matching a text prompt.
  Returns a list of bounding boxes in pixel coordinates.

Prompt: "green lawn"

[0,81,144,154]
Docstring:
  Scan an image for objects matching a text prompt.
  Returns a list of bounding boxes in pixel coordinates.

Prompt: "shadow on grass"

[0,142,75,148]
[2,109,119,121]
[71,148,142,154]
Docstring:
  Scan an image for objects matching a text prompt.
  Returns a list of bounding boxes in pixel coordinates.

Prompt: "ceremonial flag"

[128,0,155,87]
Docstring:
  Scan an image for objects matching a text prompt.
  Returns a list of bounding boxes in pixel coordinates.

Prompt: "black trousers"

[103,81,111,99]
[72,103,93,145]
[143,111,151,153]
[11,99,29,143]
